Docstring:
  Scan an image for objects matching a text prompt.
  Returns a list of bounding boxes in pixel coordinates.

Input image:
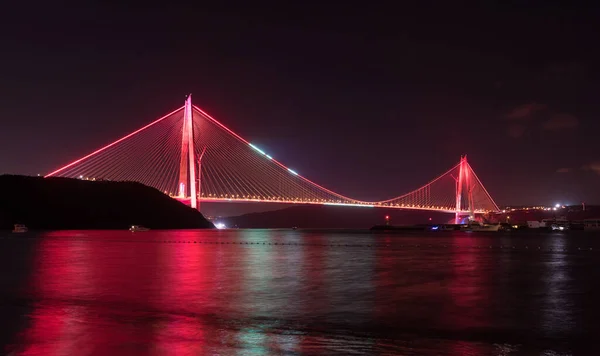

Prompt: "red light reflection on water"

[151,231,214,355]
[443,235,491,330]
[9,230,505,355]
[19,232,94,355]
[16,231,221,355]
[372,233,492,355]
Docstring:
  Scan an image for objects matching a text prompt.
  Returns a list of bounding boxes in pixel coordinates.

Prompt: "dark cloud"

[507,124,526,139]
[583,162,600,175]
[542,113,579,130]
[503,104,579,138]
[556,167,570,173]
[503,102,546,138]
[505,103,546,120]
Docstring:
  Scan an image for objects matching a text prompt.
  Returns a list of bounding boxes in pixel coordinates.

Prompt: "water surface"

[1,229,599,355]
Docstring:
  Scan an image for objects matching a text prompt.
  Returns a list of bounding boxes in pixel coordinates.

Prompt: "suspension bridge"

[45,95,499,223]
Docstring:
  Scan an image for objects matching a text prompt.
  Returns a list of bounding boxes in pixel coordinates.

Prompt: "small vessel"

[292,226,298,230]
[551,224,567,231]
[461,222,501,232]
[12,224,28,233]
[430,224,457,231]
[129,225,150,232]
[540,218,568,229]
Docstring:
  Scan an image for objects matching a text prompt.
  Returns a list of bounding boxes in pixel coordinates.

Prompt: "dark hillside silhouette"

[0,175,213,230]
[221,205,451,229]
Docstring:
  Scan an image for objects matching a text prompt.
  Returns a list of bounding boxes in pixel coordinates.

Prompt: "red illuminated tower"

[178,95,197,209]
[455,155,474,224]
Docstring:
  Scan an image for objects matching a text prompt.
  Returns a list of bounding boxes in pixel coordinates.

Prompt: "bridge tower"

[455,155,474,224]
[178,94,197,209]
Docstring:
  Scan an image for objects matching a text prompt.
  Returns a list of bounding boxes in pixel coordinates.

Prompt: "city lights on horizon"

[502,203,573,213]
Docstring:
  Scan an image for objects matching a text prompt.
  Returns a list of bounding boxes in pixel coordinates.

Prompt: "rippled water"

[1,229,599,355]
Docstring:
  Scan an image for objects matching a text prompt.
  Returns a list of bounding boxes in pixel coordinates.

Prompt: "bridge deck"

[174,196,496,214]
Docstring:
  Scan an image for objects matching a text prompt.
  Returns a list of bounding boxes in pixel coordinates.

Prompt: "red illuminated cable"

[157,124,184,193]
[46,107,184,177]
[212,143,268,198]
[115,122,173,184]
[202,132,243,197]
[374,162,461,204]
[46,108,180,181]
[140,126,175,190]
[192,106,360,203]
[467,162,500,211]
[58,111,182,193]
[195,117,321,201]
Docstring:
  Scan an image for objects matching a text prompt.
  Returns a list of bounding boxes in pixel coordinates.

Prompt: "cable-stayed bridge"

[46,95,499,223]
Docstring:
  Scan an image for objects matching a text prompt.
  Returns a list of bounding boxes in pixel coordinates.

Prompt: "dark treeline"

[0,175,213,230]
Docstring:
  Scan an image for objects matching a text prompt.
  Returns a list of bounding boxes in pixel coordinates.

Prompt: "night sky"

[1,2,599,212]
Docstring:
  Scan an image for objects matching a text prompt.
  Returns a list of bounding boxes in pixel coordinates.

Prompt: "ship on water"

[460,221,502,232]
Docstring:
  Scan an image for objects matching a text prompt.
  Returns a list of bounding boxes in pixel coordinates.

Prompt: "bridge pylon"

[178,94,197,209]
[455,155,475,224]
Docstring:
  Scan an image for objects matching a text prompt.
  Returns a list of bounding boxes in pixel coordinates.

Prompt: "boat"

[129,225,150,232]
[540,217,568,229]
[551,223,568,231]
[430,224,458,231]
[12,224,28,233]
[461,222,501,232]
